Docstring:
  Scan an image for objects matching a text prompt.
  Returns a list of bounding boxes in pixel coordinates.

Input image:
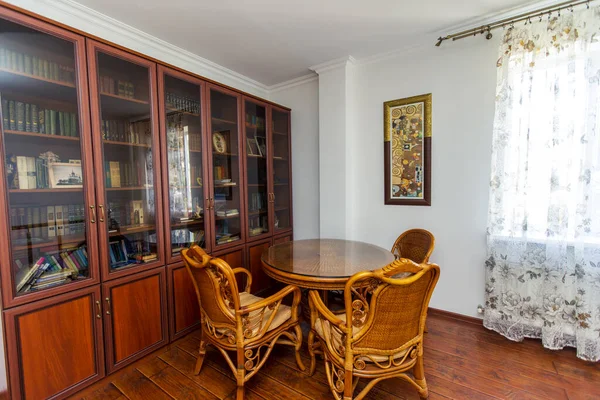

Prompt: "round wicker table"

[261,239,395,290]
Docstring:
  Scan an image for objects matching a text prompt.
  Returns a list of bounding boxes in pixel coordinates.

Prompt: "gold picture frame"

[212,131,227,154]
[383,93,432,206]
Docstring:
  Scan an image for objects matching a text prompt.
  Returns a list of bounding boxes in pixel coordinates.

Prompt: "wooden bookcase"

[0,4,293,399]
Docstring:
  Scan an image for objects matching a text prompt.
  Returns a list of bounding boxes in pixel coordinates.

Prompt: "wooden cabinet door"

[213,245,247,292]
[0,7,100,309]
[86,39,165,282]
[167,262,200,341]
[273,233,293,245]
[246,239,272,295]
[102,267,167,373]
[270,106,293,234]
[3,286,104,400]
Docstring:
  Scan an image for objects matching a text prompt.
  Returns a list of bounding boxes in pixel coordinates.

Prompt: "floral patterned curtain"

[484,5,600,362]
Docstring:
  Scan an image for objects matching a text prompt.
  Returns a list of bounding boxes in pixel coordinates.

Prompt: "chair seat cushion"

[238,292,292,335]
[313,313,408,362]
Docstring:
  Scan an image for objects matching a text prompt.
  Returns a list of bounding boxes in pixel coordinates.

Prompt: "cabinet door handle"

[271,193,275,203]
[89,205,96,223]
[95,300,102,319]
[105,297,111,315]
[209,198,214,210]
[98,204,105,222]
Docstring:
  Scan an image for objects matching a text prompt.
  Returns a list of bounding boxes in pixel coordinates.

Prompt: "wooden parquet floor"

[73,313,600,400]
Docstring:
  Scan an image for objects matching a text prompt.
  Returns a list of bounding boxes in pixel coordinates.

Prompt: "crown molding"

[267,73,318,93]
[309,56,356,75]
[4,0,270,97]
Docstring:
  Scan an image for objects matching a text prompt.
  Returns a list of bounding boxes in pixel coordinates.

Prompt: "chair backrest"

[182,246,241,326]
[343,258,440,354]
[391,229,435,263]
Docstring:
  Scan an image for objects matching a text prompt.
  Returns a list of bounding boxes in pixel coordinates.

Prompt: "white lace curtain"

[484,5,600,361]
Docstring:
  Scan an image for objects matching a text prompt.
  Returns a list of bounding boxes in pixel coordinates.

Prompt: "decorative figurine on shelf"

[5,154,18,189]
[196,177,202,187]
[39,151,60,165]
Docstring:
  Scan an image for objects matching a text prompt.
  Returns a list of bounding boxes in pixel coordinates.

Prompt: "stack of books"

[216,209,239,218]
[15,246,88,293]
[2,99,78,137]
[0,47,75,84]
[216,233,240,245]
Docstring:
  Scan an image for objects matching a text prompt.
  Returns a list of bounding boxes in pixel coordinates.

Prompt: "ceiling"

[73,0,537,86]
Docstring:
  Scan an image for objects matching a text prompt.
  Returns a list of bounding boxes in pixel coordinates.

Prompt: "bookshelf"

[0,5,293,399]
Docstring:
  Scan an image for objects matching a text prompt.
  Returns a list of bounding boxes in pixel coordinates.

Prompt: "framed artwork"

[247,138,260,155]
[212,131,227,154]
[255,136,267,157]
[383,93,431,206]
[48,162,83,188]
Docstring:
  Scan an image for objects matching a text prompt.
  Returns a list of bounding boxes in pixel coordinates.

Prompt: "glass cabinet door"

[87,40,163,279]
[159,67,208,261]
[207,85,243,248]
[0,11,97,306]
[271,107,292,232]
[244,99,270,240]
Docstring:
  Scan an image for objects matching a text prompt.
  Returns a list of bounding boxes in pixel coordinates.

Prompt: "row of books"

[216,209,239,217]
[109,238,157,269]
[2,99,79,137]
[167,114,202,151]
[10,204,86,241]
[166,91,200,115]
[6,155,47,190]
[216,233,240,245]
[101,119,150,144]
[107,200,145,230]
[245,113,265,129]
[248,192,268,214]
[99,75,135,99]
[0,47,76,84]
[15,246,88,293]
[214,165,230,181]
[104,161,149,188]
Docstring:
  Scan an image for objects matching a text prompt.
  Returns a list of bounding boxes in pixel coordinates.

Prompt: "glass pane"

[244,101,269,238]
[272,109,291,231]
[210,89,241,246]
[164,74,206,255]
[95,51,158,271]
[0,19,90,295]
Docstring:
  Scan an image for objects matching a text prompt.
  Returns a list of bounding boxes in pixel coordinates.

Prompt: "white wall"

[349,38,500,317]
[270,80,321,239]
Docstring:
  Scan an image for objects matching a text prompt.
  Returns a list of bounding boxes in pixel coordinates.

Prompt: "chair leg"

[308,330,317,376]
[194,338,207,375]
[413,355,428,399]
[294,324,306,371]
[236,367,245,400]
[343,369,353,400]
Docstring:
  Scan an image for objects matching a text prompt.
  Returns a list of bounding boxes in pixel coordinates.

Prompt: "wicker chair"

[391,229,435,263]
[307,258,440,400]
[182,246,305,400]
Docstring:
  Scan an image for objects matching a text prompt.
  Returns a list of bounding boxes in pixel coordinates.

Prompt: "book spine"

[16,52,23,72]
[44,109,50,134]
[0,48,5,68]
[38,108,45,134]
[32,56,39,76]
[1,98,8,129]
[62,205,70,236]
[49,110,56,135]
[25,103,31,132]
[64,112,70,137]
[15,102,24,131]
[8,100,15,130]
[55,205,64,237]
[58,111,63,136]
[42,59,49,79]
[47,206,56,237]
[32,207,41,238]
[24,54,32,75]
[71,113,77,137]
[31,104,38,133]
[26,157,36,189]
[16,156,28,189]
[40,206,48,239]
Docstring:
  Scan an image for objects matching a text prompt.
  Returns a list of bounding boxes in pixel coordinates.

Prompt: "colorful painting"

[384,94,431,206]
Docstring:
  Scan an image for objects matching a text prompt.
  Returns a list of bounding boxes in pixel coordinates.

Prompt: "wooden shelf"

[171,219,204,229]
[106,186,151,191]
[168,147,201,153]
[100,92,149,117]
[273,131,288,136]
[169,185,202,190]
[0,67,75,88]
[213,152,238,157]
[247,183,266,187]
[248,210,268,216]
[274,183,289,186]
[0,68,77,104]
[9,188,81,193]
[275,207,289,212]
[215,214,240,220]
[214,184,238,188]
[273,157,288,161]
[247,154,265,159]
[109,224,155,236]
[4,130,80,142]
[212,117,237,125]
[12,235,86,251]
[167,107,200,117]
[103,140,150,148]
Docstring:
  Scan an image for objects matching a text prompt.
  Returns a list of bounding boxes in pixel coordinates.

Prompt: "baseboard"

[428,307,483,326]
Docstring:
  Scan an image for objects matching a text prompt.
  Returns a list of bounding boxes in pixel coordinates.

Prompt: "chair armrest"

[236,285,301,341]
[308,290,347,333]
[231,267,252,293]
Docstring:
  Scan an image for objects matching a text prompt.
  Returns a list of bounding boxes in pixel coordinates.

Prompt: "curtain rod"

[435,0,597,46]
